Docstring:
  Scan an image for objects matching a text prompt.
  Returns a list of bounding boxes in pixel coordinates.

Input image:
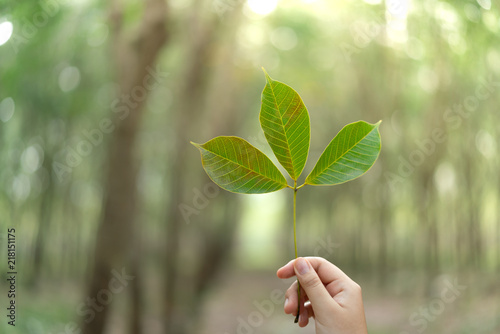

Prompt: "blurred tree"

[162,3,245,333]
[81,1,168,334]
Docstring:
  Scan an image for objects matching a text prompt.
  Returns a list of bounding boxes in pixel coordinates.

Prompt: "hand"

[277,257,368,334]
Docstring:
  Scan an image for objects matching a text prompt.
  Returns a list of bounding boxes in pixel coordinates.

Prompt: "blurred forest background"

[0,0,499,333]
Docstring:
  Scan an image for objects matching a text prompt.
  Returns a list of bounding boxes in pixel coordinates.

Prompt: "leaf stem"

[293,180,300,324]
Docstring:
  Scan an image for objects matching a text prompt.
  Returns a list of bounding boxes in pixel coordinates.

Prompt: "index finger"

[277,257,350,285]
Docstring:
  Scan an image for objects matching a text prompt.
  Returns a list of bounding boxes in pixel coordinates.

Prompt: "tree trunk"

[31,154,54,286]
[81,1,167,334]
[163,9,220,333]
[163,6,245,333]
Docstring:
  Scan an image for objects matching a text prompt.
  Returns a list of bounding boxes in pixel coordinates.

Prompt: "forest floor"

[2,268,499,334]
[199,269,500,334]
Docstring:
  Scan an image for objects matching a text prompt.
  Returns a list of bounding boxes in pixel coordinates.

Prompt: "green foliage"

[260,68,310,181]
[305,121,381,186]
[191,136,288,194]
[193,69,382,192]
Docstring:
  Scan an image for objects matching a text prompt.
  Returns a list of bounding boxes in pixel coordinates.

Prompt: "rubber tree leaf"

[260,68,310,181]
[305,121,381,186]
[191,136,288,194]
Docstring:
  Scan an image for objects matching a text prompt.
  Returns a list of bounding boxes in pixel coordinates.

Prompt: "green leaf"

[191,136,288,194]
[305,121,381,186]
[260,68,310,181]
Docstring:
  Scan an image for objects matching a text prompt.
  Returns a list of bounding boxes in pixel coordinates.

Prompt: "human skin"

[277,257,368,334]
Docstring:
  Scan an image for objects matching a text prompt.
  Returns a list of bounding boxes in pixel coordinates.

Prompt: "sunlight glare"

[58,66,81,92]
[247,0,278,16]
[477,0,491,10]
[0,21,13,46]
[434,163,456,196]
[0,97,15,123]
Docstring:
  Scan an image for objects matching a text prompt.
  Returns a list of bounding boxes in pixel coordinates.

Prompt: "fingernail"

[284,298,289,308]
[295,258,309,275]
[299,313,305,323]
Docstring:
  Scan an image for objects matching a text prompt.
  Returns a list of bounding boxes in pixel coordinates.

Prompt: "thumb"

[294,258,332,307]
